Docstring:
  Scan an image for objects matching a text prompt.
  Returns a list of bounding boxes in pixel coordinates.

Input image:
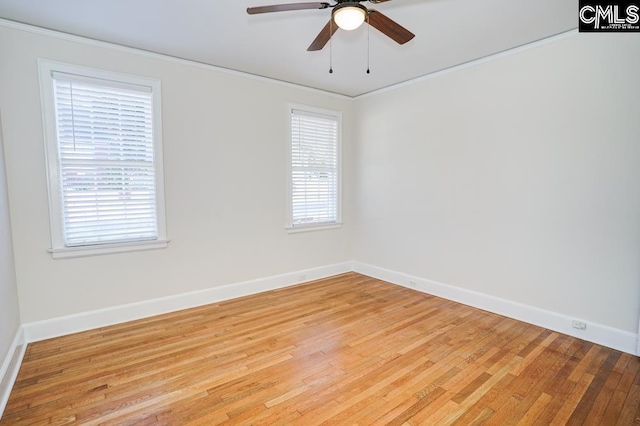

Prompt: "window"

[38,60,167,258]
[288,105,341,231]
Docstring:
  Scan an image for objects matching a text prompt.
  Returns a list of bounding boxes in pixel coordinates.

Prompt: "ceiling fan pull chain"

[366,12,370,74]
[329,18,333,73]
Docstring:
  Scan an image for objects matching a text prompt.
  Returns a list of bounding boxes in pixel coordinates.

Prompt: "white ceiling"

[0,0,577,97]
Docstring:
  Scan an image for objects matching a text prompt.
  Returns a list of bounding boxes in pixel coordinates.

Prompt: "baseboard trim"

[23,262,353,343]
[0,327,26,417]
[17,260,638,353]
[353,262,638,356]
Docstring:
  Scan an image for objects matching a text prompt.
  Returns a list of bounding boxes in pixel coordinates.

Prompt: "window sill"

[286,223,343,234]
[49,239,170,259]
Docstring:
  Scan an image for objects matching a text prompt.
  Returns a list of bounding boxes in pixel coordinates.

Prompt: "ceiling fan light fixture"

[333,4,367,31]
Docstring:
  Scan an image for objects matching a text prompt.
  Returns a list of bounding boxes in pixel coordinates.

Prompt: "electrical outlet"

[572,320,587,330]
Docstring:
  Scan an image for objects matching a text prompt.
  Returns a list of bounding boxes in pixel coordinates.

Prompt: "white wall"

[354,33,640,334]
[1,20,639,344]
[0,24,355,323]
[0,112,20,365]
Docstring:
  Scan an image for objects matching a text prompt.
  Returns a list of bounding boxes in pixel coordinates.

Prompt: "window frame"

[286,103,342,233]
[38,59,168,258]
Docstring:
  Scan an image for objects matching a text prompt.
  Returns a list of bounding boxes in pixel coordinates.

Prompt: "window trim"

[38,59,168,258]
[286,103,342,232]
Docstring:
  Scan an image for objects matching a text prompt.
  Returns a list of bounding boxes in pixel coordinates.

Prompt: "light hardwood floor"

[1,273,638,425]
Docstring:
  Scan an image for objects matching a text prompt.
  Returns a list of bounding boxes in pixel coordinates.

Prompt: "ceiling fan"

[246,0,415,51]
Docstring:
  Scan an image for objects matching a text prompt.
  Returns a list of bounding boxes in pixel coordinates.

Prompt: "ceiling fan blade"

[367,10,415,44]
[247,2,330,14]
[307,20,339,51]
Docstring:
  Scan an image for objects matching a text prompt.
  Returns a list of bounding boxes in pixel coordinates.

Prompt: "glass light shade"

[333,6,366,31]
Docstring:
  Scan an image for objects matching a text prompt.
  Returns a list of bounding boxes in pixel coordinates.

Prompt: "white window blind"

[52,73,159,247]
[290,108,340,228]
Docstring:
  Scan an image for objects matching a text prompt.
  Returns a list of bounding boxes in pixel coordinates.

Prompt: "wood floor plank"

[566,349,621,425]
[515,391,553,425]
[1,272,637,425]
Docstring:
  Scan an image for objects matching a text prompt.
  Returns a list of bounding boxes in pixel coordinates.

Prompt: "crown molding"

[1,18,577,101]
[0,18,352,100]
